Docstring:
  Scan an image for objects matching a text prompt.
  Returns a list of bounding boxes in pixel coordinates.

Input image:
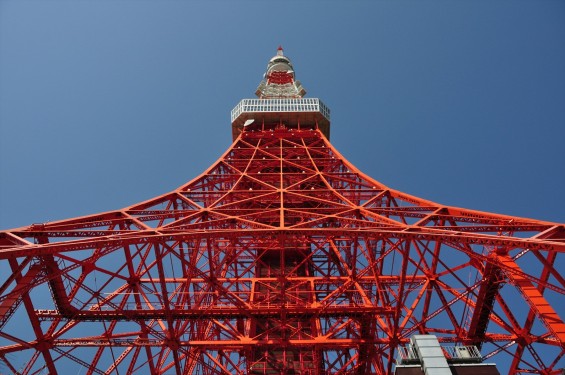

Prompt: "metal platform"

[231,98,331,139]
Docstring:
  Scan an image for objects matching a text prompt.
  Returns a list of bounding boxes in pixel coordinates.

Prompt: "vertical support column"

[411,335,450,375]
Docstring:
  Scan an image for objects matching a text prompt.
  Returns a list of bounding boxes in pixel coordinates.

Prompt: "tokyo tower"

[0,47,563,374]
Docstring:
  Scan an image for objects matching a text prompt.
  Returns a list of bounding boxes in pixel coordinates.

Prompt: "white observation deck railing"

[231,98,330,123]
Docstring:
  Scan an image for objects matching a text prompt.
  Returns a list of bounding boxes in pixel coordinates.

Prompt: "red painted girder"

[11,206,553,234]
[142,275,427,283]
[49,338,402,348]
[35,305,395,321]
[498,254,565,345]
[0,263,41,329]
[7,259,58,375]
[1,227,563,259]
[509,250,560,373]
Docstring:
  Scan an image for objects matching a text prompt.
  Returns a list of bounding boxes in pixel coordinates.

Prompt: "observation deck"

[231,97,331,140]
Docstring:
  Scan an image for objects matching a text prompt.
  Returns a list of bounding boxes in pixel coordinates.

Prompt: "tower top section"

[231,47,330,140]
[255,46,306,99]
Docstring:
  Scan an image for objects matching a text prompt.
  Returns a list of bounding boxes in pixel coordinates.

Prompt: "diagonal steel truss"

[0,127,563,374]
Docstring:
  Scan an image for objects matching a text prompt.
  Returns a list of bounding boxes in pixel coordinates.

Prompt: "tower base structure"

[0,48,563,374]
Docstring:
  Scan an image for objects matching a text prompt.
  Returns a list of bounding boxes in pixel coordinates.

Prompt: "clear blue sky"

[1,1,564,228]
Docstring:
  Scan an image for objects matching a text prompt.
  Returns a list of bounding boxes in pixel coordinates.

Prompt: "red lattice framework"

[0,127,563,374]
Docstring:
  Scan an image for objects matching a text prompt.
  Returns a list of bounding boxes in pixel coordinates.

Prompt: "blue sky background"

[1,1,564,229]
[0,1,564,373]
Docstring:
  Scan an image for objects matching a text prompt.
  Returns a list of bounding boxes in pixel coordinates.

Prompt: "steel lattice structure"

[0,48,564,375]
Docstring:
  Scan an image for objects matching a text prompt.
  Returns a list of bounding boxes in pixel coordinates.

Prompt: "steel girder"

[0,128,563,374]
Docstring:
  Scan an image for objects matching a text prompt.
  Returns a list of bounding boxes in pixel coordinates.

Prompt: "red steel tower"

[0,47,563,375]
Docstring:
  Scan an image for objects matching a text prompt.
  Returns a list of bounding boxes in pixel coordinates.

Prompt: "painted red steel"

[0,126,563,374]
[267,71,294,85]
